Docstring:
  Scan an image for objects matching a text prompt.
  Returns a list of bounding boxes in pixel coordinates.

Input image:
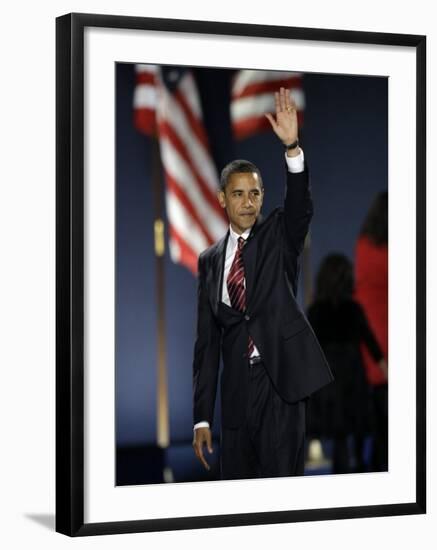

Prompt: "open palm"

[265,86,299,145]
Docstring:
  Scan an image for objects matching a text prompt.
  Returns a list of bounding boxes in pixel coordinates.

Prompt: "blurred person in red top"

[354,191,388,471]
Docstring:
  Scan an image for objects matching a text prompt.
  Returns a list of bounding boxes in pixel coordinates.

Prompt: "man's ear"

[217,190,226,209]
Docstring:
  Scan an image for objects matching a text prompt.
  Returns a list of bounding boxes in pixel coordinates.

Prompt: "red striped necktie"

[227,236,255,356]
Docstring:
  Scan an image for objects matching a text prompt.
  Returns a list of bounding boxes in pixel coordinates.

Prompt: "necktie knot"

[237,236,245,250]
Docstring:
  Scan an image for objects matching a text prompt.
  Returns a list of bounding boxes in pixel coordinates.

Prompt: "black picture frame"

[56,12,426,537]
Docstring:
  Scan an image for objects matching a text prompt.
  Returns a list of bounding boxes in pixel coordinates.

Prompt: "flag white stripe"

[232,70,302,96]
[156,79,219,194]
[178,72,202,119]
[168,236,182,263]
[165,192,210,254]
[135,64,159,75]
[134,66,228,273]
[133,83,157,109]
[231,89,305,122]
[159,138,227,240]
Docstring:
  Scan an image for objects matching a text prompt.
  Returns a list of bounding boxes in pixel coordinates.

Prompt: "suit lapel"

[209,231,229,315]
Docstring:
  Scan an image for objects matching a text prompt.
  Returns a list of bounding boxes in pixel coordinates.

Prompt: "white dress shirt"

[194,149,305,431]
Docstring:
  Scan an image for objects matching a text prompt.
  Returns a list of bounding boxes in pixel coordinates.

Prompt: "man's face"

[217,171,264,235]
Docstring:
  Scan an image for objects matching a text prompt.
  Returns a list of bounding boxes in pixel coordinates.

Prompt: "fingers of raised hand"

[275,89,286,114]
[275,87,295,115]
[274,90,281,114]
[280,86,288,111]
[286,89,297,112]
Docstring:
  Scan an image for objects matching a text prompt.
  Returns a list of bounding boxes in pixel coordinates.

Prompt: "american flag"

[230,70,305,140]
[133,64,228,275]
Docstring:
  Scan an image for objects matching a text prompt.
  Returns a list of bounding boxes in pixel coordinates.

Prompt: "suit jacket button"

[244,314,250,321]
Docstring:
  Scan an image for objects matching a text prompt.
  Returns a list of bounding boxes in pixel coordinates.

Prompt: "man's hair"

[219,159,264,193]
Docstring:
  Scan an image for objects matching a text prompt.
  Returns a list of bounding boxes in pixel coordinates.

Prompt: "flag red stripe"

[165,172,216,245]
[158,119,225,220]
[173,87,210,151]
[169,225,200,276]
[136,71,156,86]
[232,76,302,100]
[134,109,157,135]
[133,65,228,276]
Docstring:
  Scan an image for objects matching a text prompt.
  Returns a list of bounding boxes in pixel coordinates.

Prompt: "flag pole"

[151,136,170,449]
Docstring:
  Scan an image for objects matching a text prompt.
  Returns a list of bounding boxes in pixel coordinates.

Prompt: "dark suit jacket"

[193,160,334,429]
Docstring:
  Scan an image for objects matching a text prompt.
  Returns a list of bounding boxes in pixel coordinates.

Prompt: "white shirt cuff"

[285,148,305,173]
[193,421,210,430]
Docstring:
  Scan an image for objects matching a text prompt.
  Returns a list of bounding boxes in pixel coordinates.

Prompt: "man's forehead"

[227,171,262,188]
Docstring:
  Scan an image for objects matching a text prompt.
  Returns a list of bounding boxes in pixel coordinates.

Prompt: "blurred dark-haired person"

[354,191,388,472]
[191,87,334,480]
[307,253,387,474]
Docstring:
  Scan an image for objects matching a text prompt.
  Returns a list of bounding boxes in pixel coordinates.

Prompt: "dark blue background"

[116,64,387,447]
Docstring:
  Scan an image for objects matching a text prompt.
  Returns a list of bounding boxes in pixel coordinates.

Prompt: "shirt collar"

[228,224,252,247]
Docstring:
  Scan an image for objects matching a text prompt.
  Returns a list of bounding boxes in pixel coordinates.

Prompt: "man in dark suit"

[192,87,334,480]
